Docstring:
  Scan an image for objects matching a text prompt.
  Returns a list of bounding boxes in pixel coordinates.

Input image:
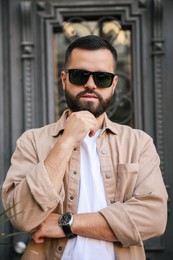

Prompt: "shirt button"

[73,171,77,175]
[70,195,74,201]
[58,246,62,251]
[110,198,115,204]
[101,149,107,155]
[105,173,111,179]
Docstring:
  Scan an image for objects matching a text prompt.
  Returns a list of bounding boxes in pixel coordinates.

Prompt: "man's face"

[61,48,118,118]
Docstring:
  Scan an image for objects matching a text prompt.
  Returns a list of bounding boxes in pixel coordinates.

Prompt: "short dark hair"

[64,35,118,70]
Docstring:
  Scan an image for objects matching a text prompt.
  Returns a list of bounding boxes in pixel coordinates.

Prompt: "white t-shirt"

[62,130,115,260]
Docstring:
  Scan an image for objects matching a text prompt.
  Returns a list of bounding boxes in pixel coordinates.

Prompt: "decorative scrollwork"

[21,1,34,130]
[152,0,165,176]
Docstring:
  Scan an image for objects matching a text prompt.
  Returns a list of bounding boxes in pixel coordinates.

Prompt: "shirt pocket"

[115,162,139,202]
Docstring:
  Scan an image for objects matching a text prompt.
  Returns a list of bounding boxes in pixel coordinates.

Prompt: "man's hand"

[61,111,100,149]
[32,213,65,243]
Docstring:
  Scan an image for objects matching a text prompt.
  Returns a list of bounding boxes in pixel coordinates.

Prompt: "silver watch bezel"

[58,212,73,227]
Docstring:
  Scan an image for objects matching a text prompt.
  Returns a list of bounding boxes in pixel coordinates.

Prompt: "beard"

[64,88,113,118]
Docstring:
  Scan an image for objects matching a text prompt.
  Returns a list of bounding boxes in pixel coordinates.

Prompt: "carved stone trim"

[152,0,165,176]
[21,2,34,130]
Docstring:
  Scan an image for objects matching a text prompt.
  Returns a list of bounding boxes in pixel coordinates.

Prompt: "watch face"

[60,213,72,226]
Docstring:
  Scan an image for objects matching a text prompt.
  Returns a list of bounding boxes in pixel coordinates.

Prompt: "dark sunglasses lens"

[68,70,89,85]
[68,69,114,88]
[94,72,114,88]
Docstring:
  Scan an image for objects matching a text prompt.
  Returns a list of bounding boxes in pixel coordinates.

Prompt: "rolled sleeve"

[26,161,64,211]
[99,202,142,247]
[2,132,65,231]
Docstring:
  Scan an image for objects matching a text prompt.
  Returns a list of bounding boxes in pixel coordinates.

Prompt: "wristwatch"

[58,213,77,239]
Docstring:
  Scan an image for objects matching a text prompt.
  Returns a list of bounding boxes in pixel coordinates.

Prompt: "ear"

[61,71,67,90]
[112,75,118,92]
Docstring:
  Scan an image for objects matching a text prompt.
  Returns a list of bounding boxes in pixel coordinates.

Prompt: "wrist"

[58,135,78,151]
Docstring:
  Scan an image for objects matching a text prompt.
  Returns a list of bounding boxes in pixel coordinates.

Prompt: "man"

[2,35,167,260]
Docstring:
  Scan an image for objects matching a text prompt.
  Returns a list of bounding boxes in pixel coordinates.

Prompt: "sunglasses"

[67,69,115,88]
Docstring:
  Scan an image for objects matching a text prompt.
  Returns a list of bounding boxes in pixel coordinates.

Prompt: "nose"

[84,75,97,89]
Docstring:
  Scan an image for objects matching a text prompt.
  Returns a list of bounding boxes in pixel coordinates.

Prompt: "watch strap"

[61,225,77,239]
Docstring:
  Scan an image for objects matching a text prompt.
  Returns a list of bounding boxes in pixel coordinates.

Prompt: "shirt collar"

[102,113,118,135]
[51,109,118,137]
[51,109,70,137]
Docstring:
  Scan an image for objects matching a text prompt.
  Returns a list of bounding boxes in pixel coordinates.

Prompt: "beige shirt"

[2,110,168,260]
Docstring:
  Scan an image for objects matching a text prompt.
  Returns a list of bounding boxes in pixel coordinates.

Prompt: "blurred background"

[0,0,172,259]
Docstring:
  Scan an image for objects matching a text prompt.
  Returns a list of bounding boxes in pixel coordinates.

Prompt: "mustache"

[76,89,103,100]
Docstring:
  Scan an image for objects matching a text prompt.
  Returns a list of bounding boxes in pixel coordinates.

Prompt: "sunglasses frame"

[67,69,115,88]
